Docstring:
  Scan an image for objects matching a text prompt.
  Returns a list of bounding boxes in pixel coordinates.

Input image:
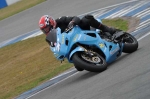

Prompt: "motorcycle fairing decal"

[99,43,105,48]
[56,42,61,52]
[72,34,79,42]
[61,34,65,44]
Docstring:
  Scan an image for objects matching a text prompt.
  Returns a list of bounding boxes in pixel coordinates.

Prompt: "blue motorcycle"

[46,24,138,72]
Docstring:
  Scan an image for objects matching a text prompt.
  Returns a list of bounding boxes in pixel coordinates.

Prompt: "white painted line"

[135,26,149,33]
[0,29,39,45]
[93,7,118,18]
[133,8,150,17]
[50,69,75,80]
[137,32,150,41]
[22,31,43,40]
[115,1,147,18]
[93,10,107,17]
[105,6,129,19]
[137,9,150,18]
[134,19,150,32]
[79,0,139,17]
[136,21,150,30]
[139,19,150,25]
[109,2,144,18]
[25,70,79,99]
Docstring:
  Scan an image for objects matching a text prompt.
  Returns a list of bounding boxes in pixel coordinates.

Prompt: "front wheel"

[122,33,138,53]
[74,65,84,71]
[72,51,107,72]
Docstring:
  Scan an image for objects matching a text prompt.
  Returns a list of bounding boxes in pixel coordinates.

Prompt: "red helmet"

[39,15,56,35]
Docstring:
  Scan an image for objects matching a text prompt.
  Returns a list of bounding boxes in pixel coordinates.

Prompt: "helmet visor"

[41,25,53,35]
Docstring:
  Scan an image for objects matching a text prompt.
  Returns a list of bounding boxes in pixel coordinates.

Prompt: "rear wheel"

[72,51,107,72]
[122,33,138,53]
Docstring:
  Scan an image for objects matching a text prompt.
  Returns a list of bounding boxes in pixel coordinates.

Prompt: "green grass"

[0,0,45,20]
[102,18,128,31]
[0,34,73,99]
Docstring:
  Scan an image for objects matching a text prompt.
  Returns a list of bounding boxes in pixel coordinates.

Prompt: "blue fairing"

[50,25,124,64]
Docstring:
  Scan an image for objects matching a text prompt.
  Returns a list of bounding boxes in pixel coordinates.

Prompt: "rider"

[39,14,119,46]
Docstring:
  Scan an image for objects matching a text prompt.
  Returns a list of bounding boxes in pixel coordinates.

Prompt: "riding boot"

[99,24,116,35]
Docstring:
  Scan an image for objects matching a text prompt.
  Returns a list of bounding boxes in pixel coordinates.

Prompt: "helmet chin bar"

[41,25,53,34]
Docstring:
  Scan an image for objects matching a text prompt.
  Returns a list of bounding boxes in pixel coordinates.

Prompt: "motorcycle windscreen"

[46,29,57,43]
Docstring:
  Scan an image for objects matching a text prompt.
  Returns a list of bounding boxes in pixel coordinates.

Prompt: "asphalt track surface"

[1,0,150,99]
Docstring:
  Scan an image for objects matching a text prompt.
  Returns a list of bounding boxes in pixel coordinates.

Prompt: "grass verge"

[102,18,128,31]
[0,0,45,21]
[0,18,128,99]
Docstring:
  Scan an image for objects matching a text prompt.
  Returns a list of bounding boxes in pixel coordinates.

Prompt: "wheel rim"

[124,34,135,44]
[80,51,105,65]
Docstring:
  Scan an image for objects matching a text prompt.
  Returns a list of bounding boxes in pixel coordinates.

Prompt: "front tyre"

[72,51,107,72]
[123,33,138,53]
[74,65,84,71]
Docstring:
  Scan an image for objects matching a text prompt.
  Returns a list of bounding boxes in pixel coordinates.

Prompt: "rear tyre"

[122,33,138,53]
[72,51,107,72]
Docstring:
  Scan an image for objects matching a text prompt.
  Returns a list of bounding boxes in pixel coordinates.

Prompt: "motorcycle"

[46,22,138,72]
